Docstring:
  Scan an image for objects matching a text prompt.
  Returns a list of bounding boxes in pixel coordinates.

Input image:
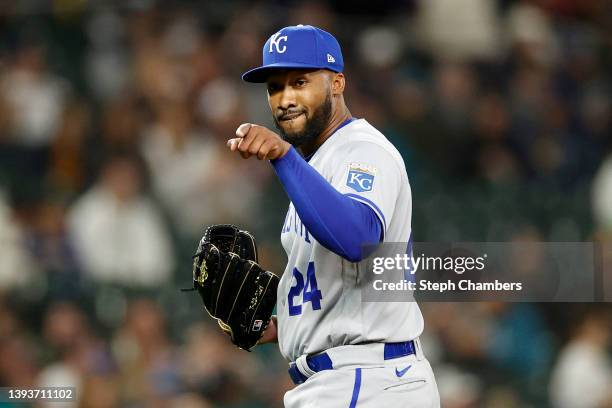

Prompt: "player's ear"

[330,72,345,95]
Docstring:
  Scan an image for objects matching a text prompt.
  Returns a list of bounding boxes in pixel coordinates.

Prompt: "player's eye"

[267,83,281,93]
[295,78,307,87]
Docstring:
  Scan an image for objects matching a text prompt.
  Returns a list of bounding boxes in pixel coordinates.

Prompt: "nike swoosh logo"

[395,365,412,378]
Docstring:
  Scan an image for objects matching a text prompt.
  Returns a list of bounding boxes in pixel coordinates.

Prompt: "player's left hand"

[190,224,279,351]
[228,123,291,160]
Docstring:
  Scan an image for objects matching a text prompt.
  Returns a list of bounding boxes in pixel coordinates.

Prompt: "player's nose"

[277,87,297,110]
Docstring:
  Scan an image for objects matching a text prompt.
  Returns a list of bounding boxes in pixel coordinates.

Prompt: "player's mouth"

[279,112,305,122]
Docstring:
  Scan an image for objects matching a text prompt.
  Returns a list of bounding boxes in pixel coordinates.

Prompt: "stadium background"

[0,0,611,406]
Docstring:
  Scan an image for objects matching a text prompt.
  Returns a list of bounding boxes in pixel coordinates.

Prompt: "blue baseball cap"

[242,25,344,83]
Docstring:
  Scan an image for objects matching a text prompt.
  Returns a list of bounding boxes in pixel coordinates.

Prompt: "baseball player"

[227,25,440,407]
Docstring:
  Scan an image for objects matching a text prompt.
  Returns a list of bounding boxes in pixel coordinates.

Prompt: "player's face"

[266,70,332,148]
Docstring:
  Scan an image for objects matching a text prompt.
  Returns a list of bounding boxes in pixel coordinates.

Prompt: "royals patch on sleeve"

[346,163,376,192]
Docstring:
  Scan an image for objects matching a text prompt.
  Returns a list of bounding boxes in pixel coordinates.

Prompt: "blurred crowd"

[0,0,611,407]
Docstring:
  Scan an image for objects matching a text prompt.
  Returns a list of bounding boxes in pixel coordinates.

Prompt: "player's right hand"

[228,123,291,160]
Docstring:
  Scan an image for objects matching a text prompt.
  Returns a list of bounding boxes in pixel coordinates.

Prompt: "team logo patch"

[346,163,376,192]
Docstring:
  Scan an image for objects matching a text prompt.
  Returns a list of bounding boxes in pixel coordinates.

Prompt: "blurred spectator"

[0,40,69,147]
[140,77,267,238]
[99,94,145,154]
[39,302,120,408]
[48,100,93,195]
[415,0,502,61]
[37,302,93,407]
[131,11,196,105]
[112,298,181,405]
[549,309,612,408]
[67,154,174,287]
[179,321,264,406]
[592,155,612,231]
[0,333,39,388]
[0,300,21,339]
[435,365,483,408]
[483,303,553,390]
[140,100,226,238]
[0,191,37,291]
[433,62,477,132]
[23,197,83,299]
[356,26,402,70]
[78,373,121,408]
[506,1,559,68]
[85,8,130,102]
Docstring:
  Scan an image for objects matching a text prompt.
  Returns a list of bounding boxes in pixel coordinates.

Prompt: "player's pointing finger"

[227,138,241,151]
[236,123,253,138]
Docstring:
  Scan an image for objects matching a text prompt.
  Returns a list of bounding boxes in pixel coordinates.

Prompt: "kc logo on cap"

[269,32,288,54]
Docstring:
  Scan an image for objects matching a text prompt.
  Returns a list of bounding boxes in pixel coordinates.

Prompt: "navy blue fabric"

[271,146,382,262]
[307,352,333,372]
[288,364,308,385]
[383,340,416,360]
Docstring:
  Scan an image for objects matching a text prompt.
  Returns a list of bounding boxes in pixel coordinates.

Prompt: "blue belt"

[288,340,416,385]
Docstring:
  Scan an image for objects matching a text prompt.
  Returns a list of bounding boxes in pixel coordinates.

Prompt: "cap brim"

[242,62,329,83]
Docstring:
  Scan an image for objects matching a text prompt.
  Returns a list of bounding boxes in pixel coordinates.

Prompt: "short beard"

[274,93,332,148]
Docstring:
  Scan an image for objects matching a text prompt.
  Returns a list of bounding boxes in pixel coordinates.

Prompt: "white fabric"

[285,353,439,408]
[549,340,612,408]
[0,193,37,289]
[592,155,612,229]
[1,70,68,146]
[68,187,174,287]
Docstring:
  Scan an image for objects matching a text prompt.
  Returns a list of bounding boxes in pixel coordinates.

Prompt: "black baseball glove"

[190,224,278,351]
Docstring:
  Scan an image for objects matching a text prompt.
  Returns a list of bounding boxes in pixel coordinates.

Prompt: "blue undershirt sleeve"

[271,147,382,262]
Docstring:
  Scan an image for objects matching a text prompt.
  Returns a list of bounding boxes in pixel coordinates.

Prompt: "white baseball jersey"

[277,118,424,362]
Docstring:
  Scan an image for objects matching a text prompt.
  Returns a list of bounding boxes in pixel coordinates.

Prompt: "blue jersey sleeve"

[271,147,382,262]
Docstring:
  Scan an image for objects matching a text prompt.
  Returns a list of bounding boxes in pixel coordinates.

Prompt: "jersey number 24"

[288,262,322,316]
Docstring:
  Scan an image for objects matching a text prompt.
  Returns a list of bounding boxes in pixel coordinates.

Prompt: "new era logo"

[327,53,335,63]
